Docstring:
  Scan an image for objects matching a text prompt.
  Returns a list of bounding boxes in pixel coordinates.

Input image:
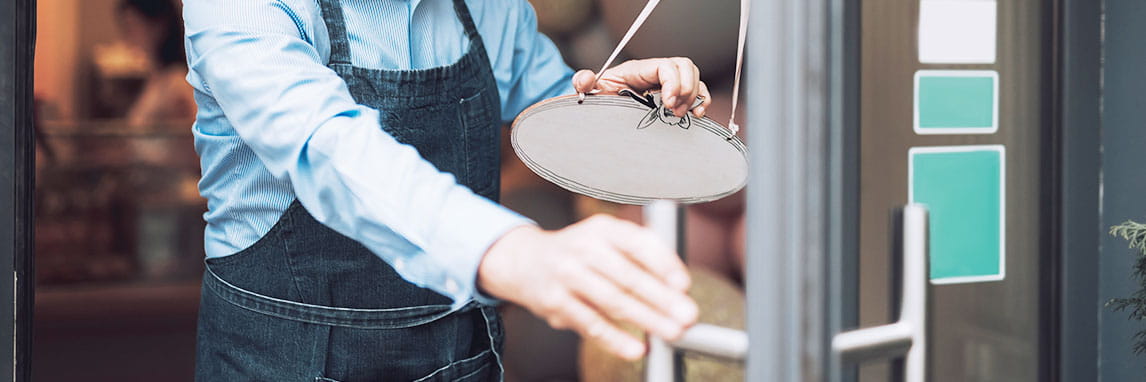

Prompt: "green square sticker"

[914,70,999,134]
[909,145,1005,284]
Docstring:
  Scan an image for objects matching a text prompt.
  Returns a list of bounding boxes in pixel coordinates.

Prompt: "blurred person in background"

[184,0,713,380]
[118,0,195,127]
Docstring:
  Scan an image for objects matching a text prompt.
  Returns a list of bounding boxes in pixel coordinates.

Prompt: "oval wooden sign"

[511,92,748,205]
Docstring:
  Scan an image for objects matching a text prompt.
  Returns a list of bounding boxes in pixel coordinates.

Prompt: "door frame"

[1049,0,1102,380]
[0,0,1112,380]
[745,0,1106,380]
[743,0,858,380]
[1,0,36,380]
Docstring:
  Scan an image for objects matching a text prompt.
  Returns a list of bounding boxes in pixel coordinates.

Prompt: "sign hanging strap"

[727,0,750,134]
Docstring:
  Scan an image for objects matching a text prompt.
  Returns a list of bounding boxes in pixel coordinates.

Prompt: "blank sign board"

[511,94,749,205]
[918,0,997,63]
[914,70,999,135]
[909,145,1005,284]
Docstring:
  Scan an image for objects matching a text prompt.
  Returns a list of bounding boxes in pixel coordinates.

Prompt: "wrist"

[477,224,544,301]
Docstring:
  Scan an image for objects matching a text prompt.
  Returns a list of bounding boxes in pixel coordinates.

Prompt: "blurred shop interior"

[30,0,748,380]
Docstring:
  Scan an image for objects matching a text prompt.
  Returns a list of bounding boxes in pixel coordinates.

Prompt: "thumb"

[572,70,598,94]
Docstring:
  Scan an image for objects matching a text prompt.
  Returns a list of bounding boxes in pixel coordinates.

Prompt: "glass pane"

[35,0,201,285]
[33,0,202,379]
[858,0,1046,380]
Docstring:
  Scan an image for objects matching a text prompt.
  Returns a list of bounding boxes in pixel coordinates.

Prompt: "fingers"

[572,69,598,94]
[654,59,682,112]
[570,266,688,340]
[544,291,647,361]
[597,217,692,292]
[584,248,699,329]
[574,57,705,117]
[694,81,712,118]
[522,215,705,362]
[670,58,700,117]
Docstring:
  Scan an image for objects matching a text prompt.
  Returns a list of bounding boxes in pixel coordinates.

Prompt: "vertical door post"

[745,0,839,380]
[1,0,36,380]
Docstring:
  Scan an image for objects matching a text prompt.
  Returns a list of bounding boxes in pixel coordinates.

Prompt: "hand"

[572,57,712,119]
[478,215,699,361]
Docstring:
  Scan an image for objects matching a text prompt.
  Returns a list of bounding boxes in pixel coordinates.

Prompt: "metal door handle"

[642,203,928,381]
[671,323,749,361]
[643,201,749,382]
[832,204,931,381]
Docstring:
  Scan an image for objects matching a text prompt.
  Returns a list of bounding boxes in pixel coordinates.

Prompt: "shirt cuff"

[430,190,535,309]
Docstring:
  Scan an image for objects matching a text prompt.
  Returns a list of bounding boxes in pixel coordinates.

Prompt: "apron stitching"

[411,349,491,382]
[205,273,461,329]
[205,267,462,316]
[453,362,492,382]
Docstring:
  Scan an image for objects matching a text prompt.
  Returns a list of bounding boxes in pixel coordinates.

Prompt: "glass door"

[741,0,1059,381]
[853,0,1051,380]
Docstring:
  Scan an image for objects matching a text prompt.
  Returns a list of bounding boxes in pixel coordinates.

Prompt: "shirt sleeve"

[496,0,578,122]
[183,0,532,308]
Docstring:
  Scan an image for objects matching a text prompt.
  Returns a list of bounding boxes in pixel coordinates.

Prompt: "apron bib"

[194,0,504,380]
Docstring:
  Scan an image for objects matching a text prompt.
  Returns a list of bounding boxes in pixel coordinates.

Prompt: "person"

[118,0,196,127]
[183,0,713,380]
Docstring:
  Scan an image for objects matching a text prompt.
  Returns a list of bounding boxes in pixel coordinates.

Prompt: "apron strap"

[316,0,354,65]
[451,0,482,42]
[579,0,751,134]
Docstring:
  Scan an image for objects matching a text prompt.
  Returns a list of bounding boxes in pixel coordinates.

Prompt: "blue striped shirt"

[182,0,575,305]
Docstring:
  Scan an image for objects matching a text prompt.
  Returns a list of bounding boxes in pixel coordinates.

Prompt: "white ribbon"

[728,0,750,134]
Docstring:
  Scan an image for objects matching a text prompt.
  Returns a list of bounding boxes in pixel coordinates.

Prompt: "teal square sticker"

[909,145,1005,284]
[913,70,999,135]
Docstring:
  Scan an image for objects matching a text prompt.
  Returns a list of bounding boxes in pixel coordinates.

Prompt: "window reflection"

[33,0,202,379]
[35,0,200,286]
[115,0,196,126]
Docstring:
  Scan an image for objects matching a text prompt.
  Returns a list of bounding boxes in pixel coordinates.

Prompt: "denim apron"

[194,0,504,380]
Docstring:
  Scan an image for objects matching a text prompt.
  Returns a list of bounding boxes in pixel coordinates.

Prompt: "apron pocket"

[318,308,492,381]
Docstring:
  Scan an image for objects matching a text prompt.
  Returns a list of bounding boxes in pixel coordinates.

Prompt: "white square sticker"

[918,0,998,64]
